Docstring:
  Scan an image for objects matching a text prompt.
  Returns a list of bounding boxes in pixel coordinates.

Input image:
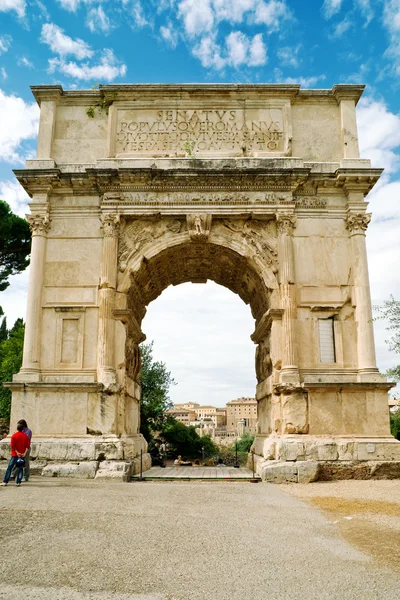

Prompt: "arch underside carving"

[118,216,278,326]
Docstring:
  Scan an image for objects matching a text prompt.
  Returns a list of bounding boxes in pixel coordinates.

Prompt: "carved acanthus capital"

[276,213,297,235]
[187,213,212,242]
[26,213,51,235]
[101,213,120,237]
[345,212,371,234]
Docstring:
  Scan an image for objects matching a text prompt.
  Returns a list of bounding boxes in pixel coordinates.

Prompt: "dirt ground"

[283,479,400,571]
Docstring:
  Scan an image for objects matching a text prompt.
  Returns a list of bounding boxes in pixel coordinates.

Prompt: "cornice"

[13,165,382,205]
[29,84,366,106]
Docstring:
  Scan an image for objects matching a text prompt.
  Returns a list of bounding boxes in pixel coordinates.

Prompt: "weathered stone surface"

[260,461,298,483]
[318,461,371,481]
[369,461,400,479]
[5,83,398,474]
[296,461,319,483]
[42,461,98,479]
[95,460,132,482]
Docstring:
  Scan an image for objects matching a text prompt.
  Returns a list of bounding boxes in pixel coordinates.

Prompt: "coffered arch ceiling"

[126,241,271,326]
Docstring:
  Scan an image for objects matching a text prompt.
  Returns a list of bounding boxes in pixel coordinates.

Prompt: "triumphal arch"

[1,83,398,481]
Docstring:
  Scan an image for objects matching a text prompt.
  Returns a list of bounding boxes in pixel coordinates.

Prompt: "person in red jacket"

[1,422,31,486]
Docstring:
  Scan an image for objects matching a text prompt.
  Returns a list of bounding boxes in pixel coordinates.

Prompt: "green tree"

[390,409,400,440]
[375,296,400,381]
[0,201,31,292]
[232,432,255,453]
[161,420,217,458]
[139,341,176,441]
[0,318,25,420]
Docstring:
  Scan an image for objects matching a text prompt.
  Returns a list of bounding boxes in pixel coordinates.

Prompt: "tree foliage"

[0,201,31,292]
[375,296,400,381]
[232,432,255,453]
[390,409,400,440]
[0,318,25,420]
[139,341,176,441]
[161,420,217,458]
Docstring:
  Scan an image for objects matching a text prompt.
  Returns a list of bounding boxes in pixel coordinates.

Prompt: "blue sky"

[0,0,400,405]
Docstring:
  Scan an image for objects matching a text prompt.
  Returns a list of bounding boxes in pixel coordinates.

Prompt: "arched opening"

[115,222,279,446]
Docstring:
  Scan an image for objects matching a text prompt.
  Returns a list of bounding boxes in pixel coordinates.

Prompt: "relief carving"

[221,218,278,271]
[187,214,212,242]
[118,218,183,267]
[255,338,272,383]
[125,337,141,382]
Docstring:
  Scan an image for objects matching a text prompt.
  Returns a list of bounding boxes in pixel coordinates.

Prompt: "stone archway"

[113,216,279,442]
[1,82,398,482]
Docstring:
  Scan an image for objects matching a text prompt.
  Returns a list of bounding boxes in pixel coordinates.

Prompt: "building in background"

[226,397,257,435]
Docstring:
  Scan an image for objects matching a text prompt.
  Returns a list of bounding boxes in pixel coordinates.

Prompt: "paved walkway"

[1,478,399,599]
[135,465,258,480]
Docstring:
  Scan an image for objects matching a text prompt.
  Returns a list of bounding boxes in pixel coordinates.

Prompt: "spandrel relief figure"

[255,339,272,383]
[125,337,141,382]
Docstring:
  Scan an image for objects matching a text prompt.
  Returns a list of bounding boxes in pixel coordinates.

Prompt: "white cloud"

[274,69,326,88]
[86,6,111,33]
[132,1,149,27]
[322,0,343,19]
[254,0,290,31]
[357,97,400,174]
[355,0,373,25]
[18,56,34,68]
[178,0,214,38]
[383,0,400,76]
[0,179,30,218]
[143,282,256,406]
[0,0,26,18]
[194,30,266,70]
[48,49,127,81]
[0,67,6,80]
[56,0,81,10]
[248,32,267,65]
[160,25,178,48]
[331,17,351,37]
[40,23,94,59]
[277,45,301,68]
[0,34,12,54]
[0,89,39,163]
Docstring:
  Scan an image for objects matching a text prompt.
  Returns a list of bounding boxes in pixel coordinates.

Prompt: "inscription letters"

[116,108,285,155]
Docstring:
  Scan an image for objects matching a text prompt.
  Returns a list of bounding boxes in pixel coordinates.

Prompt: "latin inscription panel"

[114,106,289,158]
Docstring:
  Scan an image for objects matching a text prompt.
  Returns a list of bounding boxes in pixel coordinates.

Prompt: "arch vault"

[1,83,398,481]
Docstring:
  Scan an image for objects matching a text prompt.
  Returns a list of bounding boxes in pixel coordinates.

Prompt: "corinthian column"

[346,211,378,378]
[97,213,120,386]
[276,213,299,383]
[21,212,51,378]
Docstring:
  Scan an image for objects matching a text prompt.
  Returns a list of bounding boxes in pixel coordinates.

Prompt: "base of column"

[250,434,400,482]
[0,435,151,482]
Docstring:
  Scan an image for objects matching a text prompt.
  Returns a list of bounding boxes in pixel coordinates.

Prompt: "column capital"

[100,213,120,237]
[345,212,371,235]
[26,213,51,236]
[276,213,297,235]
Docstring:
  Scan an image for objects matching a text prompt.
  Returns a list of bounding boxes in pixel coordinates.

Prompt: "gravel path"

[0,478,399,600]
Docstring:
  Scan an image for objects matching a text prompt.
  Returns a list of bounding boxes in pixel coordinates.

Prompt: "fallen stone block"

[260,461,298,483]
[41,461,98,479]
[95,460,132,482]
[296,461,319,483]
